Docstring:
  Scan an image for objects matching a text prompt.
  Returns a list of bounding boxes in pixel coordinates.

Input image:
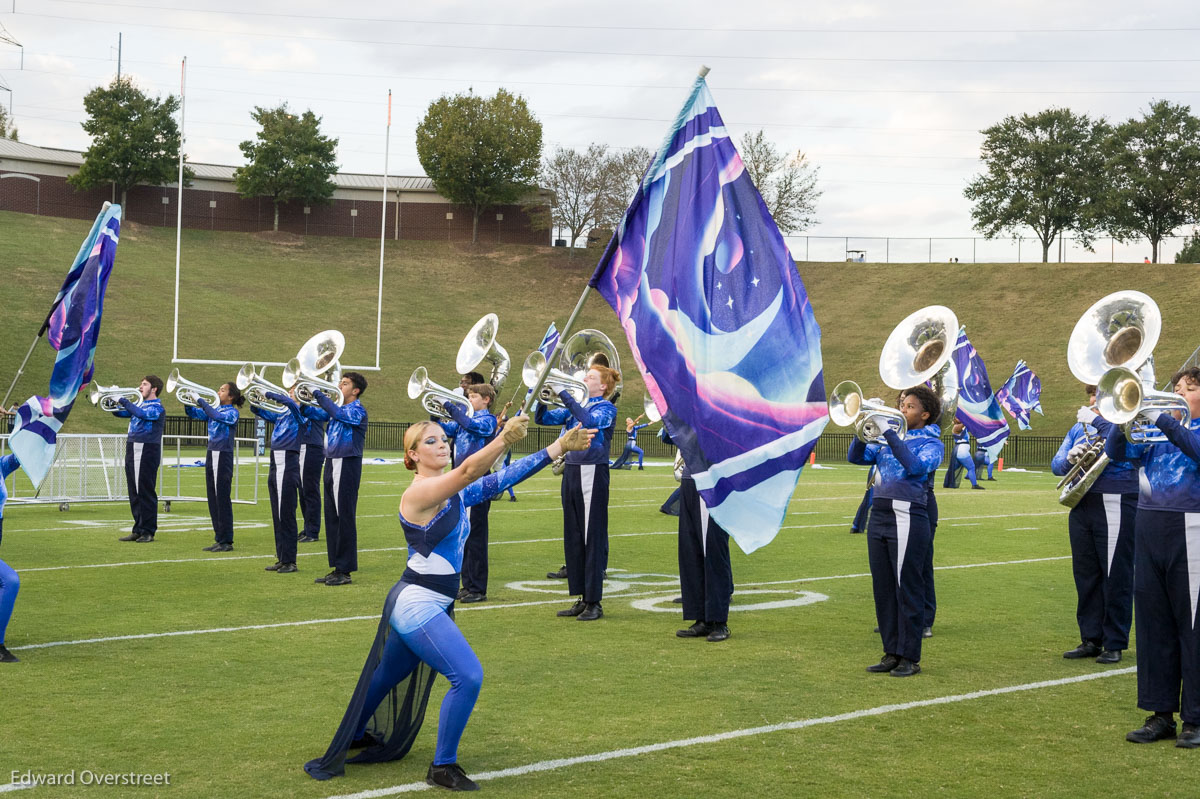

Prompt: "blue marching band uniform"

[437,402,498,600]
[316,391,368,582]
[299,403,328,542]
[185,397,240,550]
[1,453,22,661]
[115,395,164,542]
[536,391,617,617]
[253,392,308,570]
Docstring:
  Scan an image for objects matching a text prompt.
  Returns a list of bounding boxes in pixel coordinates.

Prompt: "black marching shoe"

[118,532,140,542]
[576,602,603,621]
[891,658,921,677]
[1096,649,1122,664]
[426,762,479,792]
[1063,641,1102,659]
[134,534,154,543]
[546,565,568,579]
[456,588,470,600]
[212,543,233,552]
[706,624,731,642]
[1177,723,1200,749]
[676,621,712,638]
[971,484,985,490]
[277,563,298,574]
[265,562,283,572]
[0,644,19,663]
[314,570,337,584]
[557,600,587,617]
[460,592,486,603]
[202,543,220,552]
[297,535,319,543]
[1127,714,1176,743]
[325,572,352,586]
[867,654,901,673]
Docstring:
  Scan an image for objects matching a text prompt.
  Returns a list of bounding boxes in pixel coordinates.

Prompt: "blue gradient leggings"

[0,557,19,645]
[356,610,483,766]
[955,451,978,486]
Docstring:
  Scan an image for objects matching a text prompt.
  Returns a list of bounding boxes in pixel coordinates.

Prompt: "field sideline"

[2,456,1195,798]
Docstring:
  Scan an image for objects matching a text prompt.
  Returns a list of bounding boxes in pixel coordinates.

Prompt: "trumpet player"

[314,373,368,587]
[297,401,328,545]
[1104,367,1200,748]
[184,382,245,553]
[114,376,165,544]
[252,387,309,575]
[1051,385,1137,666]
[847,385,943,677]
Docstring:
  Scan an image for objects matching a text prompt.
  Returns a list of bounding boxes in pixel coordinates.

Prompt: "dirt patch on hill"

[252,230,305,246]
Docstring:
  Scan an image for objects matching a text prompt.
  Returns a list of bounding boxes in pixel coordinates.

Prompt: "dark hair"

[467,383,495,406]
[224,382,245,408]
[1084,384,1097,396]
[902,384,942,427]
[344,371,367,397]
[144,374,164,398]
[463,372,485,385]
[1170,366,1200,388]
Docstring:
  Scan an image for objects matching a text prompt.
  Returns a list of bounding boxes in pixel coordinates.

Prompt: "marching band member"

[315,372,368,587]
[114,376,165,544]
[949,422,984,490]
[900,389,940,640]
[0,428,20,663]
[185,382,244,553]
[1051,385,1137,665]
[253,388,309,573]
[304,416,594,788]
[1104,366,1200,748]
[298,401,328,544]
[536,365,619,621]
[610,415,649,470]
[437,383,498,604]
[848,385,943,677]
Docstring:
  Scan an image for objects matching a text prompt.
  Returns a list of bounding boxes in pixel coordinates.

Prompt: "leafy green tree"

[1176,230,1200,263]
[416,89,542,244]
[67,77,191,215]
[1101,100,1200,264]
[233,104,339,233]
[739,130,821,234]
[527,144,613,254]
[964,108,1108,263]
[0,104,17,140]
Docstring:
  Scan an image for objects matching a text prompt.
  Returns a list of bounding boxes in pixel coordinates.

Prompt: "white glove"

[1066,443,1088,464]
[1140,408,1163,424]
[1076,406,1099,426]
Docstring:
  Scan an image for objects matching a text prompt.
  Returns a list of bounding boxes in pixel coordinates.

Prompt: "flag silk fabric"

[9,203,122,488]
[538,322,560,360]
[589,76,827,554]
[951,327,1010,460]
[995,359,1043,431]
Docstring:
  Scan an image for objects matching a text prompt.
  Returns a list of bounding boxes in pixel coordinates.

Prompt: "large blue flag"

[9,203,121,488]
[589,76,827,554]
[995,360,1043,431]
[951,327,1010,460]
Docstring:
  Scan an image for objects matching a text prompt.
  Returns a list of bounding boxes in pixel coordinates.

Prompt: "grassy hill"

[2,209,1198,437]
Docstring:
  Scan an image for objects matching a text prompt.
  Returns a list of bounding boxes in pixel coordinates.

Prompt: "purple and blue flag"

[589,76,827,553]
[995,360,1043,431]
[537,323,559,360]
[950,327,1010,460]
[9,203,121,488]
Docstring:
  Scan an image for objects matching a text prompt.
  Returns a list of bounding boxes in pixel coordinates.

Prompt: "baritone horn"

[89,383,142,413]
[456,313,511,390]
[166,368,219,408]
[1096,365,1190,444]
[560,329,622,399]
[236,364,287,414]
[408,367,469,419]
[827,380,907,443]
[521,351,587,407]
[283,330,345,408]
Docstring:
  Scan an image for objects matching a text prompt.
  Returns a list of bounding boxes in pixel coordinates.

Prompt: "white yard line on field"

[317,667,1137,799]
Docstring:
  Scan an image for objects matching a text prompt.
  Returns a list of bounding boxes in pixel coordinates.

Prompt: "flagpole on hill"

[517,65,712,417]
[375,89,391,371]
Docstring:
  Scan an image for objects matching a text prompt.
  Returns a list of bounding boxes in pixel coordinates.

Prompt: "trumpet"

[166,368,219,408]
[828,380,908,443]
[456,313,511,391]
[1096,365,1191,444]
[89,383,142,413]
[236,364,288,414]
[282,330,346,408]
[408,367,470,420]
[521,351,587,407]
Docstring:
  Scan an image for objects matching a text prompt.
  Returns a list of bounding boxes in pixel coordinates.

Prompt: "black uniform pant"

[461,500,492,595]
[678,478,733,624]
[561,463,609,604]
[324,456,362,574]
[1069,491,1136,651]
[923,492,939,629]
[867,497,932,663]
[269,449,300,565]
[205,449,235,545]
[1134,509,1200,723]
[299,442,323,539]
[124,440,161,537]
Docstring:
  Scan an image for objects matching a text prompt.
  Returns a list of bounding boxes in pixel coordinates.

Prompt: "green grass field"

[3,456,1196,797]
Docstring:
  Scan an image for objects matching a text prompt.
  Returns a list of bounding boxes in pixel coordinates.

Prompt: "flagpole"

[518,282,595,417]
[171,56,186,363]
[375,89,390,371]
[1,335,40,411]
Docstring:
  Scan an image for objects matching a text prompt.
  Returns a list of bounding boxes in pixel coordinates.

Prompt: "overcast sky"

[2,0,1199,260]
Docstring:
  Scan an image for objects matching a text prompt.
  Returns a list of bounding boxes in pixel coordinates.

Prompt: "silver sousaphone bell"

[880,304,960,425]
[456,313,511,391]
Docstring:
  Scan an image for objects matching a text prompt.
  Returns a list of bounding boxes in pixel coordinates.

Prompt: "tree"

[0,105,17,140]
[527,144,613,254]
[1100,100,1200,264]
[1176,230,1200,263]
[597,145,652,230]
[964,108,1108,263]
[738,130,821,234]
[233,104,339,233]
[416,89,542,244]
[68,76,190,215]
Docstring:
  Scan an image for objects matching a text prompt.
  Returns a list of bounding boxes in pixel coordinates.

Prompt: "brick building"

[0,138,547,244]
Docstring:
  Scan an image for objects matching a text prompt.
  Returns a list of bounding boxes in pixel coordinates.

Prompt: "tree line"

[965,101,1200,264]
[61,78,822,245]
